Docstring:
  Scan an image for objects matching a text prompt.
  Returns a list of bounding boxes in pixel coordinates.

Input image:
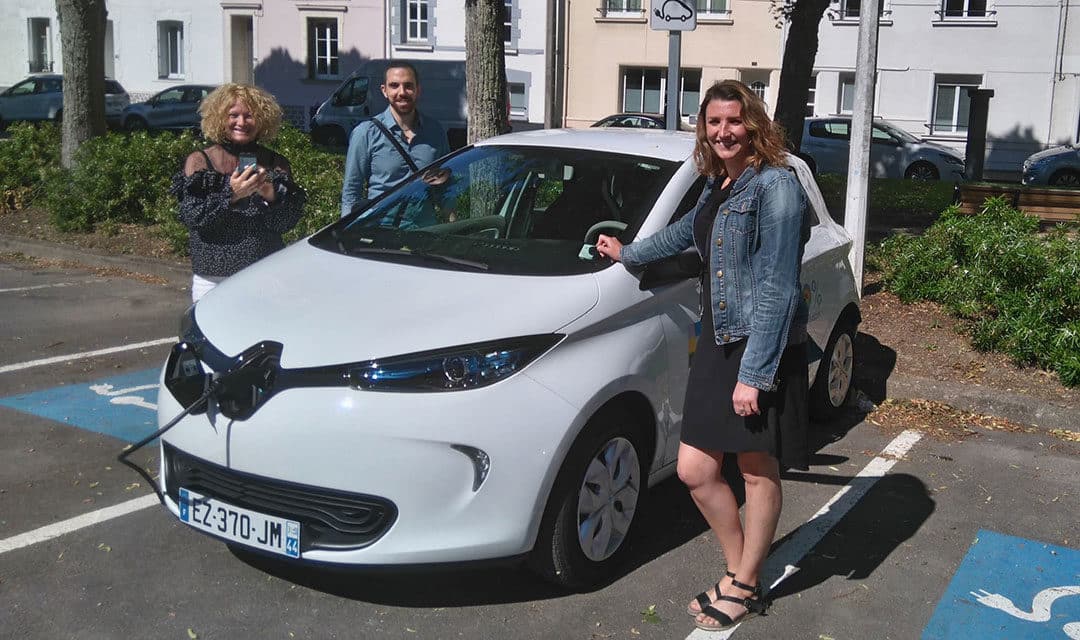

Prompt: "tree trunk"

[465,0,509,144]
[773,0,830,153]
[56,0,107,169]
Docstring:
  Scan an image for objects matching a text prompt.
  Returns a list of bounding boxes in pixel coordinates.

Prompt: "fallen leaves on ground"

[867,398,1038,442]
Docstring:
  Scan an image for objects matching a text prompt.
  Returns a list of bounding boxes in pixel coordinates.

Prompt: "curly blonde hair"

[199,83,284,143]
[693,80,789,179]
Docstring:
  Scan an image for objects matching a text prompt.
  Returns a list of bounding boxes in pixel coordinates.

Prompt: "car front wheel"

[125,116,148,132]
[904,161,939,181]
[530,412,646,591]
[811,322,856,420]
[1049,169,1080,188]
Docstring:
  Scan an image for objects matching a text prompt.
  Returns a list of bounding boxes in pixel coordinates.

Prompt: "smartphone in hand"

[237,153,257,173]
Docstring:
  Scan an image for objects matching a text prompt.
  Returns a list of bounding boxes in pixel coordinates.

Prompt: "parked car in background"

[156,128,861,590]
[591,113,694,131]
[1021,143,1080,187]
[800,116,966,181]
[122,85,215,132]
[0,74,129,129]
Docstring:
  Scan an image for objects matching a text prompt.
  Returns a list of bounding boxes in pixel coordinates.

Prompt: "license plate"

[178,487,300,559]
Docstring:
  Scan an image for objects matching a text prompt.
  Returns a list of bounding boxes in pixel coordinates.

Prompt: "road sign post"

[650,0,696,130]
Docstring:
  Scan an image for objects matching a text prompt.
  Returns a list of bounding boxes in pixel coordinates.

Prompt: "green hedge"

[871,197,1080,386]
[0,122,344,253]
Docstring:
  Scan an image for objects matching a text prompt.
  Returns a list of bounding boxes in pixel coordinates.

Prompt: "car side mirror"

[638,250,702,291]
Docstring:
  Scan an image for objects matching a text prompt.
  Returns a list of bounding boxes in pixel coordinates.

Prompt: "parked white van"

[310,59,468,149]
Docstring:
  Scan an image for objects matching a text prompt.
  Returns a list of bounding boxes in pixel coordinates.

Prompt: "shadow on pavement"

[766,473,935,601]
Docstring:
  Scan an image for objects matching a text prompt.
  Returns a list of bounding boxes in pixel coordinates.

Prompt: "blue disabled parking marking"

[0,367,161,444]
[923,529,1080,639]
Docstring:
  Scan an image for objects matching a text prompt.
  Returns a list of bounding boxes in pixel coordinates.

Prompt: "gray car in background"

[800,116,966,181]
[0,74,129,129]
[1021,144,1080,187]
[122,85,216,132]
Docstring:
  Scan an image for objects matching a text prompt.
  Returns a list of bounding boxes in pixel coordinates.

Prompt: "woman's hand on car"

[595,234,623,261]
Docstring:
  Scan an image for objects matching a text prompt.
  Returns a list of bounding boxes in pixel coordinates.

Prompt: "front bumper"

[157,365,582,565]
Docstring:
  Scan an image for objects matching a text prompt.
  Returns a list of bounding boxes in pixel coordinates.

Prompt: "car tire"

[1049,169,1080,188]
[904,161,939,181]
[529,410,648,591]
[810,322,856,420]
[125,116,148,132]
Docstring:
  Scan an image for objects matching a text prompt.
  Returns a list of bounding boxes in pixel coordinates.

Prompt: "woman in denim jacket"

[596,80,809,632]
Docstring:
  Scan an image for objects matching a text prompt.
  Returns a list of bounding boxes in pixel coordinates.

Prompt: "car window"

[42,78,62,93]
[669,175,707,224]
[104,80,125,95]
[871,125,896,143]
[807,121,828,139]
[158,88,184,104]
[5,79,36,96]
[338,78,368,106]
[316,145,679,276]
[823,121,850,139]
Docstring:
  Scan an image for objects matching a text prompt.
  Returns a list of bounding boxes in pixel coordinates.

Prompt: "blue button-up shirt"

[340,106,450,216]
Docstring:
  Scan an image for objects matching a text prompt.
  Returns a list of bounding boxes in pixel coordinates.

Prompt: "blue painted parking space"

[923,529,1080,639]
[0,367,161,444]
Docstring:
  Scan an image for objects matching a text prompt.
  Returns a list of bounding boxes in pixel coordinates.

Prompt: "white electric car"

[157,128,860,590]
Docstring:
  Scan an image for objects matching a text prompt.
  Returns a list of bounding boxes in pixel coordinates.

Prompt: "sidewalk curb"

[880,374,1078,435]
[0,234,190,288]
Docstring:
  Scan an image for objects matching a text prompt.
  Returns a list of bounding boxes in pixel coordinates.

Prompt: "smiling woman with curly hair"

[170,83,307,302]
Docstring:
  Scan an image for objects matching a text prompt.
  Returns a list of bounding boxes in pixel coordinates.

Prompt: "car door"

[869,124,903,178]
[335,76,371,132]
[151,88,186,129]
[814,119,852,175]
[0,79,39,121]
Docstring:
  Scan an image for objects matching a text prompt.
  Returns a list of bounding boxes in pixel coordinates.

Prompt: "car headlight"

[942,155,965,166]
[347,334,563,392]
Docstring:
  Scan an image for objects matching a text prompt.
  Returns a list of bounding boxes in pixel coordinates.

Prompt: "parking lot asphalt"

[1,240,1078,640]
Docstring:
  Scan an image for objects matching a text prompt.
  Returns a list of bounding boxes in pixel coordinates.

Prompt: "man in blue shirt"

[340,61,450,217]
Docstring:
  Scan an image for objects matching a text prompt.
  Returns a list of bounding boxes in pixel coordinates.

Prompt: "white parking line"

[0,337,174,374]
[0,494,159,555]
[0,281,87,294]
[685,429,923,639]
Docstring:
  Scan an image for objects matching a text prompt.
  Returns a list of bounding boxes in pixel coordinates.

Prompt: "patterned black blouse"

[170,143,307,278]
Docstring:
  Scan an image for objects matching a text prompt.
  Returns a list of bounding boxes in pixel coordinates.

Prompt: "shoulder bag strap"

[369,117,420,173]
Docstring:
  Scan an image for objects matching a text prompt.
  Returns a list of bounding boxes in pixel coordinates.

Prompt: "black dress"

[680,185,810,471]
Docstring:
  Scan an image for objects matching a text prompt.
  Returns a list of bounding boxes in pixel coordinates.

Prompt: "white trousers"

[191,274,225,303]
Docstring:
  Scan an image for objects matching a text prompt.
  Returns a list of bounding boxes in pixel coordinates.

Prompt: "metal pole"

[843,0,881,296]
[666,31,681,130]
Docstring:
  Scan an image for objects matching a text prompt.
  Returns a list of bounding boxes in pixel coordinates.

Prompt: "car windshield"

[104,80,126,94]
[311,144,680,275]
[875,120,919,143]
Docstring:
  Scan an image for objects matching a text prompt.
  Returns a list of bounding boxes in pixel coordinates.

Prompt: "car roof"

[476,128,696,162]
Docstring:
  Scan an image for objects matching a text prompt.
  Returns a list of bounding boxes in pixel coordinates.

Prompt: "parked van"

[310,59,468,150]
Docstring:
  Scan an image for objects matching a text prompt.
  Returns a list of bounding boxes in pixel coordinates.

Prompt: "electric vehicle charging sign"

[650,0,696,30]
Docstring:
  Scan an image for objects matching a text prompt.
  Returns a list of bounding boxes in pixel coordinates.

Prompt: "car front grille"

[164,443,397,553]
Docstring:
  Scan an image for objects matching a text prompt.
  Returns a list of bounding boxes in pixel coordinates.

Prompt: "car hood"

[1025,144,1078,164]
[191,241,601,368]
[919,140,964,159]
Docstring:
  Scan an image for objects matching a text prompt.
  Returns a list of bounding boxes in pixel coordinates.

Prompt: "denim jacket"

[621,164,809,391]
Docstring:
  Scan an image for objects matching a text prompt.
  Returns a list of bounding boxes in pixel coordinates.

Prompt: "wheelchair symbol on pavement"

[971,586,1080,639]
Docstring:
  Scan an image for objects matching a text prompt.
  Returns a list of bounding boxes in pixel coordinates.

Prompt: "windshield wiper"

[346,246,489,271]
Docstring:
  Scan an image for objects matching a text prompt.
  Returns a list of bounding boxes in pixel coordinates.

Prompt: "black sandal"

[694,578,769,631]
[686,570,736,616]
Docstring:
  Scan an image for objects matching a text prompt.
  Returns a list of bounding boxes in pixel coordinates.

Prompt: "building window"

[157,21,184,79]
[839,0,885,18]
[838,73,855,114]
[942,0,987,17]
[695,0,728,15]
[503,0,513,44]
[623,67,701,118]
[603,0,643,17]
[750,81,767,101]
[307,18,339,79]
[509,82,526,119]
[931,74,980,135]
[27,18,53,73]
[805,74,817,117]
[406,0,430,41]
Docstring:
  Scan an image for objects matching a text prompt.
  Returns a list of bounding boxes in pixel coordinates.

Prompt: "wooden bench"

[956,183,1080,224]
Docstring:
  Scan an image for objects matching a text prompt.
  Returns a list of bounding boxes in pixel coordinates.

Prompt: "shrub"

[264,124,344,242]
[875,197,1080,386]
[0,122,61,211]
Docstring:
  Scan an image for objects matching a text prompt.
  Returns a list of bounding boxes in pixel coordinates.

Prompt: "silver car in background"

[1021,144,1080,188]
[800,116,966,181]
[122,84,215,132]
[0,74,129,129]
